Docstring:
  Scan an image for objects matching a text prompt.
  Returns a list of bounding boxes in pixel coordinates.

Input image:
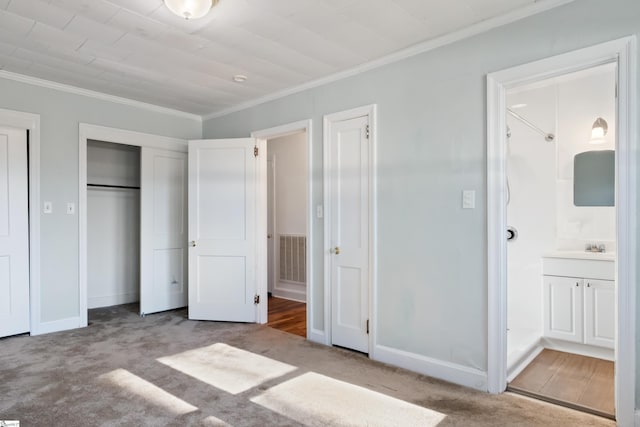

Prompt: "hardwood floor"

[267,296,306,338]
[509,349,614,419]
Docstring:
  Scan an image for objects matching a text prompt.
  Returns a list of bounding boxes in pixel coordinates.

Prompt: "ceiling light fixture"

[589,117,608,144]
[164,0,219,20]
[233,74,248,83]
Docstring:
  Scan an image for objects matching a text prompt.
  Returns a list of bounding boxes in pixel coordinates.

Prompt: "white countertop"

[543,251,616,261]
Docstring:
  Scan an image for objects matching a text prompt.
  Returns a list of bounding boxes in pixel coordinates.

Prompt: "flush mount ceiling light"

[164,0,219,20]
[589,117,608,144]
[233,74,248,83]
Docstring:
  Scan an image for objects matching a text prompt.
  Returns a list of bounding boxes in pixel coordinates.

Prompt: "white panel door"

[0,126,29,337]
[140,148,188,315]
[188,138,257,322]
[543,275,583,343]
[329,116,370,353]
[584,279,615,349]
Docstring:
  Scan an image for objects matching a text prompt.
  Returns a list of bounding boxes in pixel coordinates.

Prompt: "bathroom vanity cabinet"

[542,254,615,350]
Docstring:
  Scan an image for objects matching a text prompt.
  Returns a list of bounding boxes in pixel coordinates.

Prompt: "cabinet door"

[543,276,583,343]
[584,279,615,349]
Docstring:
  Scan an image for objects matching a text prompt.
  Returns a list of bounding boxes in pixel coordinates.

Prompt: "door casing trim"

[486,36,637,425]
[78,123,187,327]
[252,120,314,337]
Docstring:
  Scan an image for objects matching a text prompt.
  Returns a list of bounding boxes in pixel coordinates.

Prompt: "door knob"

[189,240,197,247]
[267,234,273,239]
[334,246,340,255]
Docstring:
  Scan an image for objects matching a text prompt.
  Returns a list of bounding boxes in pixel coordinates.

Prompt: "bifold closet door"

[140,147,188,315]
[0,126,29,337]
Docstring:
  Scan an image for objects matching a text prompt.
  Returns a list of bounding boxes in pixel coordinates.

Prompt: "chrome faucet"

[585,243,606,253]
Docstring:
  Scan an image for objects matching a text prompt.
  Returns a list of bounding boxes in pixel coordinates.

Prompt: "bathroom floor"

[508,349,614,419]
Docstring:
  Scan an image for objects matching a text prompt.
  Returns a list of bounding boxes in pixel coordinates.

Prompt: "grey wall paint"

[0,79,201,323]
[203,0,640,387]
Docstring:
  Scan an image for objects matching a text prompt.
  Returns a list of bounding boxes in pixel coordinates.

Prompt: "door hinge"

[365,125,370,140]
[366,319,369,334]
[254,146,259,157]
[254,294,260,305]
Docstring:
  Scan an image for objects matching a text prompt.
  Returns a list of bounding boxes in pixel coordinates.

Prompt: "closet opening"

[86,140,141,319]
[264,130,308,338]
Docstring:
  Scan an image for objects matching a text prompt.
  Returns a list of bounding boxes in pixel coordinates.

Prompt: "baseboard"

[507,344,544,382]
[308,328,326,345]
[634,409,640,426]
[31,316,82,336]
[374,344,488,391]
[542,338,614,361]
[88,292,139,309]
[272,288,306,303]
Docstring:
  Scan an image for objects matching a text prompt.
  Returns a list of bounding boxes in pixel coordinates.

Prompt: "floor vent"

[279,234,306,284]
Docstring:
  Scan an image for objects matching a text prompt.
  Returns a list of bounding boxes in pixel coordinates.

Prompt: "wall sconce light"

[164,0,219,20]
[589,117,608,145]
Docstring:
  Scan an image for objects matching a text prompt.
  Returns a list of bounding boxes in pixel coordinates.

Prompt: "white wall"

[0,77,200,325]
[87,140,140,187]
[202,0,640,390]
[506,84,557,354]
[87,189,139,308]
[87,141,140,309]
[269,133,307,236]
[267,132,307,301]
[555,67,616,251]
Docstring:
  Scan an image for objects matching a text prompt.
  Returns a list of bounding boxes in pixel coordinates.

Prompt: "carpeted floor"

[0,304,614,426]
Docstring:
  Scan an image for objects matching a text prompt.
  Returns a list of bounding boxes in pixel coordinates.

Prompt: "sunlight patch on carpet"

[251,372,447,426]
[100,369,198,415]
[201,415,233,426]
[158,343,297,394]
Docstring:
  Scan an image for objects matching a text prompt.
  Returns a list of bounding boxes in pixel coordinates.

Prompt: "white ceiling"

[0,0,543,116]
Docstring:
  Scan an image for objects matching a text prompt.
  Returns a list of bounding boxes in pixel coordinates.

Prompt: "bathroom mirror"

[573,150,615,206]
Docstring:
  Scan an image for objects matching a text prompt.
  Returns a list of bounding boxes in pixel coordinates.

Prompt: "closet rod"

[87,183,140,190]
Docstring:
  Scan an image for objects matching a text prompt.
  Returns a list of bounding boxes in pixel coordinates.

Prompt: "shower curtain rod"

[507,108,555,142]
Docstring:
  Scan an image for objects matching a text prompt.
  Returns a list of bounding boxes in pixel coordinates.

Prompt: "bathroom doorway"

[503,63,617,418]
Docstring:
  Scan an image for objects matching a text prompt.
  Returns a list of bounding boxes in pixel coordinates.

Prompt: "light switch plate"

[462,190,476,209]
[44,201,52,214]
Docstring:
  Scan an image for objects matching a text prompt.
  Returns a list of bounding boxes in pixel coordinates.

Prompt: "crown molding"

[203,0,576,121]
[0,70,202,122]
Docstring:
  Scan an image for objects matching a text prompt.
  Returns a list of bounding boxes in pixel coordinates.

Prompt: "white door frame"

[266,155,276,295]
[0,108,41,335]
[251,120,314,334]
[323,105,377,355]
[486,37,637,424]
[78,124,187,327]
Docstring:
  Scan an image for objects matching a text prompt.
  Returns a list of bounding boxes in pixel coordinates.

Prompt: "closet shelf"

[87,183,140,190]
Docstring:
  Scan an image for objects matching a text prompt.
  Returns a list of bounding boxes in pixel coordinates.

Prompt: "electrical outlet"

[67,203,75,215]
[44,201,52,214]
